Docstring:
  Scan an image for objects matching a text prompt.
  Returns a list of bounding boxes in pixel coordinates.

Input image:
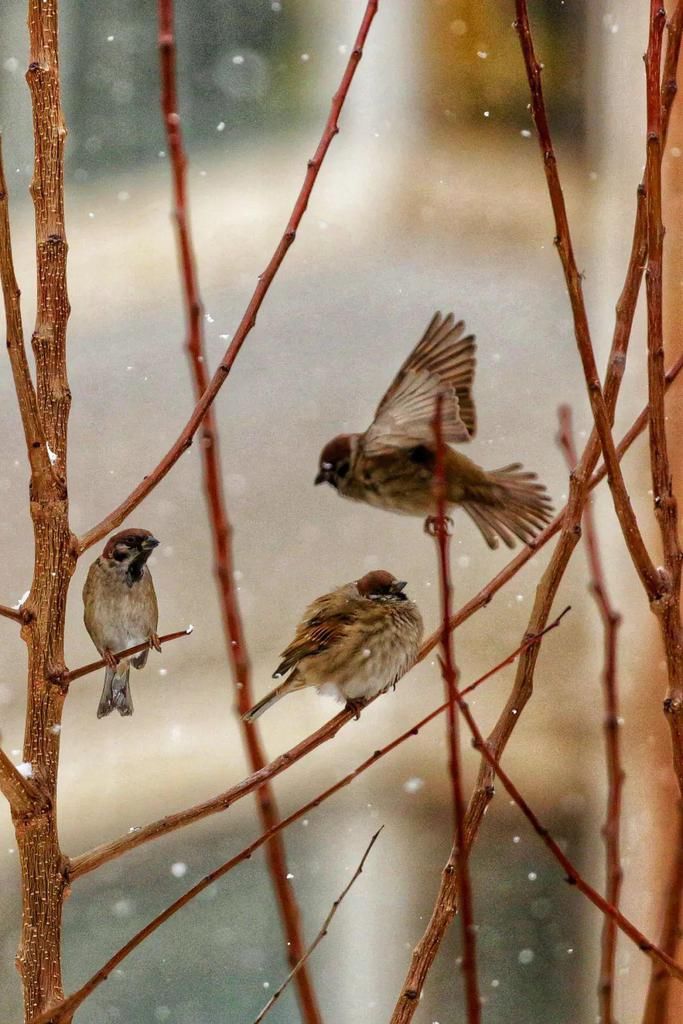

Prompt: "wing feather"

[273,594,354,677]
[362,312,476,455]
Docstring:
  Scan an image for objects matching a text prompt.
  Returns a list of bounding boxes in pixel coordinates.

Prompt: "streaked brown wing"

[273,609,353,677]
[362,312,476,455]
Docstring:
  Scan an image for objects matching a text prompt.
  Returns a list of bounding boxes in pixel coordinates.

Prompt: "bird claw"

[103,648,118,670]
[424,514,454,537]
[150,633,162,653]
[345,697,367,720]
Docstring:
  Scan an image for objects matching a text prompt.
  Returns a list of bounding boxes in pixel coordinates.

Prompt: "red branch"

[36,615,683,1024]
[67,609,568,882]
[388,12,683,1019]
[558,406,623,1024]
[642,805,683,1024]
[452,694,683,983]
[68,357,683,883]
[432,393,481,1023]
[645,0,683,798]
[63,627,192,685]
[78,0,379,555]
[514,0,660,598]
[157,1,321,1017]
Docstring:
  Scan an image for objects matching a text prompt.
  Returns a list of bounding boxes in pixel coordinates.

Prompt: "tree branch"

[514,0,660,599]
[0,138,57,494]
[250,828,383,1024]
[0,747,47,819]
[387,13,683,1017]
[68,610,568,882]
[76,0,380,556]
[644,0,683,800]
[68,351,683,884]
[0,602,26,624]
[558,405,623,1024]
[453,689,683,984]
[157,2,322,1017]
[60,627,192,687]
[36,623,683,1024]
[642,804,683,1024]
[432,394,480,1023]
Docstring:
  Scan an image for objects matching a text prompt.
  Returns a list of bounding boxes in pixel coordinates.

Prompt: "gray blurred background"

[0,1,677,1021]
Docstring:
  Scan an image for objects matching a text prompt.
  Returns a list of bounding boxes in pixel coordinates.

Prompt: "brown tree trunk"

[13,1,74,1019]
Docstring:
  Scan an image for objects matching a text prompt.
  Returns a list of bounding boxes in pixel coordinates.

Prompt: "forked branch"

[77,0,380,555]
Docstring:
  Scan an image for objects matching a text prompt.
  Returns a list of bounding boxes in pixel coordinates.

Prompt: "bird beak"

[392,580,408,600]
[314,470,327,486]
[142,536,160,551]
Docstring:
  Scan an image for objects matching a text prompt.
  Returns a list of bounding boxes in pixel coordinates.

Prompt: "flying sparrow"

[243,570,423,721]
[315,311,553,548]
[83,528,161,718]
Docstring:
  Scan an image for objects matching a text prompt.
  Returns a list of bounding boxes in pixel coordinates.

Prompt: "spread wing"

[362,312,476,456]
[273,594,354,678]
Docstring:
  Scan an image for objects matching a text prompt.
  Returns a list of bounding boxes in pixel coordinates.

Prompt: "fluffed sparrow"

[243,570,423,721]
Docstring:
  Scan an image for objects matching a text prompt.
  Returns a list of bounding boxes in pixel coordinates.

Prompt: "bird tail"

[461,463,553,550]
[97,665,134,718]
[243,672,298,722]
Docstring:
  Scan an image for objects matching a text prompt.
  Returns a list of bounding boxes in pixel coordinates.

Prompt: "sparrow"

[83,528,161,718]
[243,570,423,721]
[315,311,553,548]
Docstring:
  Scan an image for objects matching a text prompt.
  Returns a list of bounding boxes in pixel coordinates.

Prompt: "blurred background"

[0,0,681,1021]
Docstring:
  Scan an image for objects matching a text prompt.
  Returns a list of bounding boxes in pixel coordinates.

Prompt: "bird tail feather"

[98,665,134,718]
[461,463,553,550]
[243,672,299,722]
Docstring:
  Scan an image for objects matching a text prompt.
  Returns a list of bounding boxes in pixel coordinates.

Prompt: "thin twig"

[388,11,683,1019]
[452,692,683,983]
[642,805,683,1024]
[644,0,683,801]
[67,609,568,882]
[157,3,321,1017]
[68,357,683,884]
[432,393,480,1023]
[62,627,193,685]
[250,828,384,1024]
[34,622,683,1024]
[514,0,660,599]
[0,138,57,494]
[67,354,682,880]
[77,0,380,556]
[558,405,623,1024]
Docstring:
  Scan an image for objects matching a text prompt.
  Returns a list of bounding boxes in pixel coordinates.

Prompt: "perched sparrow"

[83,528,160,718]
[315,312,553,548]
[243,570,423,721]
